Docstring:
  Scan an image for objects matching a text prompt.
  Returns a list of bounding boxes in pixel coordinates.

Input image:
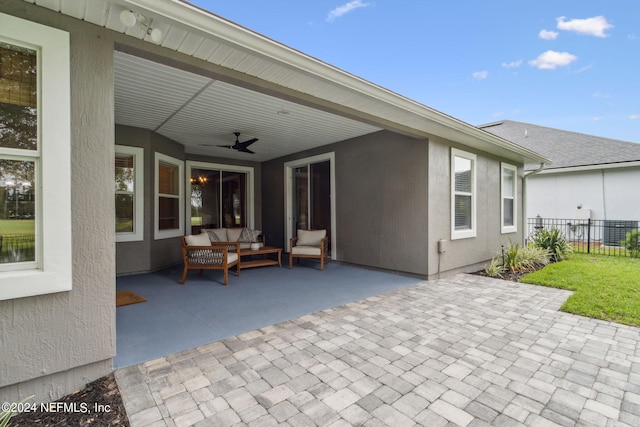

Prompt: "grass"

[0,220,35,262]
[521,253,640,327]
[0,219,35,235]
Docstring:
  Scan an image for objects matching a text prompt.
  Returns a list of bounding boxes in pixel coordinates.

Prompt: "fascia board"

[535,160,640,175]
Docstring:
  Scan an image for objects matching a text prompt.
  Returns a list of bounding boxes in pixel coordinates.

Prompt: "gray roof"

[478,120,640,171]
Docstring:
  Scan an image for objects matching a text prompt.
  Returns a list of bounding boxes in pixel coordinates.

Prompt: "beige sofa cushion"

[291,246,321,256]
[297,229,326,247]
[185,233,211,246]
[203,228,227,242]
[226,228,243,242]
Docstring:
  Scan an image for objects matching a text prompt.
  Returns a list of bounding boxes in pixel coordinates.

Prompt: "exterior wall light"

[120,10,163,44]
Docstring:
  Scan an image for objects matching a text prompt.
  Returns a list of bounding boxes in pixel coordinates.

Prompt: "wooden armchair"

[289,229,329,270]
[180,235,240,285]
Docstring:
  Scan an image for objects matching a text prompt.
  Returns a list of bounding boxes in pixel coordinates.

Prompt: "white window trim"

[451,148,476,240]
[185,161,255,235]
[501,162,518,234]
[116,145,144,242]
[0,13,71,300]
[154,152,184,239]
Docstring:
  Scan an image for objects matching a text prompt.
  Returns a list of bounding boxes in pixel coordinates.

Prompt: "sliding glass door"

[186,162,254,234]
[286,153,335,257]
[293,161,331,233]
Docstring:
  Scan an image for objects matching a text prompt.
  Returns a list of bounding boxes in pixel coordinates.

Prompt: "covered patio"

[115,261,423,368]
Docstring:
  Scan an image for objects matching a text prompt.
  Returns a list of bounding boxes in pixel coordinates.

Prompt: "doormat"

[116,290,146,307]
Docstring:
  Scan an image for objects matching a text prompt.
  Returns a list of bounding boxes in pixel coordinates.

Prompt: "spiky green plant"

[503,242,550,273]
[530,227,572,262]
[484,256,506,278]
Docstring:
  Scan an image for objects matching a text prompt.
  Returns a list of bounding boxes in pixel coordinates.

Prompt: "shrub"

[484,256,506,278]
[622,229,640,258]
[503,242,550,273]
[530,227,572,262]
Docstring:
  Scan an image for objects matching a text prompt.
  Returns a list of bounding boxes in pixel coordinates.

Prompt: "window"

[186,161,254,233]
[115,145,143,242]
[155,152,183,239]
[451,148,476,240]
[501,163,517,234]
[0,13,71,300]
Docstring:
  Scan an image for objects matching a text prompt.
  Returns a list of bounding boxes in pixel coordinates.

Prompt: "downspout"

[522,163,545,244]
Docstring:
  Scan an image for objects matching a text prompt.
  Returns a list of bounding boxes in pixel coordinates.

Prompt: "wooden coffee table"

[239,246,282,270]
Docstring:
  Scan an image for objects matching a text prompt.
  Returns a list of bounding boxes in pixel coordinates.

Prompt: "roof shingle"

[479,120,640,171]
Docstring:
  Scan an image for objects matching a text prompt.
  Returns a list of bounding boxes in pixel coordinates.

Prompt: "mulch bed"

[9,374,129,426]
[471,269,529,282]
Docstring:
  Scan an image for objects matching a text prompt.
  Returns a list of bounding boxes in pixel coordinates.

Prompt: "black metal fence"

[527,217,640,257]
[0,234,36,263]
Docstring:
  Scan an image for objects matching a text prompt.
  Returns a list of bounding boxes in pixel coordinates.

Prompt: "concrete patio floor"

[115,273,640,427]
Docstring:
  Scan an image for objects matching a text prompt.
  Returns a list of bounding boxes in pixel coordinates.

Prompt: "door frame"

[284,152,336,258]
[185,161,255,235]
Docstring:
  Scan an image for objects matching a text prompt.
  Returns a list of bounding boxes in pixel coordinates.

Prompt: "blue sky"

[190,1,639,143]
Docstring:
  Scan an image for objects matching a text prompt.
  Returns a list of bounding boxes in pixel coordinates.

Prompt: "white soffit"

[114,51,381,161]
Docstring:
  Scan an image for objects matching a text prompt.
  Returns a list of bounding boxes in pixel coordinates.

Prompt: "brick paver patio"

[115,274,640,426]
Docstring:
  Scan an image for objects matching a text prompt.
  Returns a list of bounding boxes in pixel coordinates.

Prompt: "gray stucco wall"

[115,125,263,276]
[1,1,115,402]
[427,138,525,278]
[263,130,429,276]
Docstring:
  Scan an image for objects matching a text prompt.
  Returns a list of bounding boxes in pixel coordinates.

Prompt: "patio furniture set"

[180,228,329,285]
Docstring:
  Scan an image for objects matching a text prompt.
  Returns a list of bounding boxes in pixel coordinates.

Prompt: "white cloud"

[529,50,577,70]
[556,16,613,38]
[539,29,559,40]
[593,91,611,99]
[492,111,505,117]
[592,116,603,122]
[630,114,640,120]
[472,71,488,80]
[502,60,522,68]
[629,34,638,40]
[327,0,370,22]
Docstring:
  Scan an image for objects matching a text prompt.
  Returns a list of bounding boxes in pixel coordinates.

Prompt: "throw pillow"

[239,228,262,243]
[185,233,211,246]
[297,229,326,247]
[202,229,221,242]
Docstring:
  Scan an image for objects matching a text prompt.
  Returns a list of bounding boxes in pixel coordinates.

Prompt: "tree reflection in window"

[0,42,37,264]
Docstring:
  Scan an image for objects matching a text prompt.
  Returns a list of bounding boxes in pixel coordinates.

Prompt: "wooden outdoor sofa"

[180,234,240,285]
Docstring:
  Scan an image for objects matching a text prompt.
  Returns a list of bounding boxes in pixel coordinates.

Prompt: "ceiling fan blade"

[240,138,258,148]
[217,145,233,149]
[238,147,254,154]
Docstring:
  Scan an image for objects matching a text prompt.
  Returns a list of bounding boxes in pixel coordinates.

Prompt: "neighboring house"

[480,120,640,225]
[0,0,548,403]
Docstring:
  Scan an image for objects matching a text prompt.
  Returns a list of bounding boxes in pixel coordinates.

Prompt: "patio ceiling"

[114,51,381,162]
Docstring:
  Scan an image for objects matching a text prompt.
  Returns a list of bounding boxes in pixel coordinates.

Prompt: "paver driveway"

[115,274,640,426]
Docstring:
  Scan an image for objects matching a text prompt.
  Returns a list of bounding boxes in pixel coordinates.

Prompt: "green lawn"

[0,219,35,235]
[521,253,640,327]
